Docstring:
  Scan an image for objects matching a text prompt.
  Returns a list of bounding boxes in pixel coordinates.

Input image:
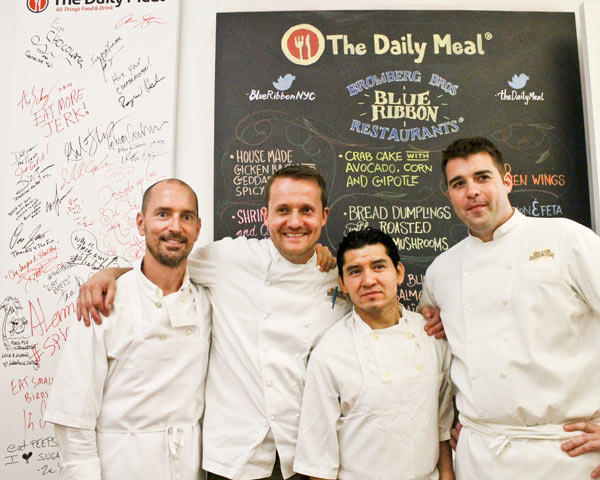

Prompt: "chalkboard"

[214,10,589,311]
[1,1,180,478]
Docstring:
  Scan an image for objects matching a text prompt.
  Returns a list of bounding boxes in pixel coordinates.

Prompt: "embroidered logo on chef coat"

[528,249,555,262]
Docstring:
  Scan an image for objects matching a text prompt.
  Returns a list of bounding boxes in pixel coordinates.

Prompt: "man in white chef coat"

[419,137,600,479]
[76,165,349,480]
[44,179,212,480]
[294,227,454,480]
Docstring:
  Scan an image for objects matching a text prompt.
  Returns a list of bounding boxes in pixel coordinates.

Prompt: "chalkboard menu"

[215,10,588,311]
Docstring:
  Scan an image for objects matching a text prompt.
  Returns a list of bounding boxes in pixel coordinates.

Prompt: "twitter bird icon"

[508,73,529,89]
[273,74,296,91]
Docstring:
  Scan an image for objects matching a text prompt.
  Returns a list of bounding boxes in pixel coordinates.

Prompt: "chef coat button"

[186,328,193,335]
[371,333,379,340]
[383,370,391,379]
[266,381,272,387]
[405,332,415,339]
[155,288,161,296]
[507,264,512,270]
[159,335,167,341]
[263,313,269,319]
[292,382,297,388]
[478,410,485,417]
[295,353,300,359]
[155,301,162,308]
[270,415,275,421]
[471,373,478,380]
[304,323,309,328]
[502,299,509,306]
[503,335,509,342]
[500,371,508,379]
[179,295,186,302]
[266,281,272,286]
[468,338,475,345]
[296,413,300,419]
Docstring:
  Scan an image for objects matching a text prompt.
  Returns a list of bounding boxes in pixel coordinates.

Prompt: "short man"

[77,165,349,480]
[44,179,211,479]
[294,228,453,480]
[419,137,600,479]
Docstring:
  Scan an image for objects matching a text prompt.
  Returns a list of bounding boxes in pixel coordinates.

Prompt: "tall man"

[294,228,454,480]
[45,179,212,479]
[419,137,600,479]
[76,165,349,480]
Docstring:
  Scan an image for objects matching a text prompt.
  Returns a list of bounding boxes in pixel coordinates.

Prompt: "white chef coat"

[44,262,211,480]
[187,237,350,480]
[420,209,600,479]
[293,307,452,480]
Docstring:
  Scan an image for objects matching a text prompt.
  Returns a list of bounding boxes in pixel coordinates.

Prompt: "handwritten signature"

[115,13,166,29]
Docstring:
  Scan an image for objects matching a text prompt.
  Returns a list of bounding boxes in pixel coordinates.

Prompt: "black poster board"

[214,10,588,311]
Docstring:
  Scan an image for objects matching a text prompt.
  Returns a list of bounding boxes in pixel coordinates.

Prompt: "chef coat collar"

[352,304,407,333]
[135,257,192,297]
[266,238,318,269]
[468,208,525,244]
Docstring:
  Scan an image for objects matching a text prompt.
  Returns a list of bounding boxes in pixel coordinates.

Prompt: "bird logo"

[508,73,529,90]
[273,74,296,91]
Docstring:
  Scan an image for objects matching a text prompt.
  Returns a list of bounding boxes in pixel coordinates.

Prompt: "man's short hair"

[337,227,401,279]
[141,178,198,215]
[441,137,505,187]
[264,164,328,208]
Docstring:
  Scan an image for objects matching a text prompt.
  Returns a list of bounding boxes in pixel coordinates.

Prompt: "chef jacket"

[294,307,452,480]
[44,262,211,479]
[420,210,600,476]
[188,237,349,479]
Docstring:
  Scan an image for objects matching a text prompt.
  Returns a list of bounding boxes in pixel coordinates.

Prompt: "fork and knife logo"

[294,34,312,60]
[281,23,325,66]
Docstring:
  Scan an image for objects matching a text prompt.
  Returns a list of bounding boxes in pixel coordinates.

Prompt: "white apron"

[336,317,442,480]
[95,273,209,480]
[456,415,600,480]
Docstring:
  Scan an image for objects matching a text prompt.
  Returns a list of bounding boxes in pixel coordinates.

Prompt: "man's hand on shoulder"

[315,243,337,273]
[421,306,446,340]
[562,421,600,478]
[76,267,131,327]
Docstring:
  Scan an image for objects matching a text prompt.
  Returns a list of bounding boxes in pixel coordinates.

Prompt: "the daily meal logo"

[27,0,49,13]
[247,74,316,102]
[281,24,326,66]
[495,73,544,105]
[347,71,463,143]
[281,24,492,66]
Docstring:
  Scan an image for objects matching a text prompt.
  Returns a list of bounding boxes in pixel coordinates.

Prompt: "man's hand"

[421,306,446,339]
[76,268,129,326]
[562,421,600,478]
[450,421,462,451]
[315,243,337,273]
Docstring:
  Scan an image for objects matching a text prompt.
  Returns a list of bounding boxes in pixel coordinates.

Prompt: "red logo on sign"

[281,24,325,66]
[27,0,48,13]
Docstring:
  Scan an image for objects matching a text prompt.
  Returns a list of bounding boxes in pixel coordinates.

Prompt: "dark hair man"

[294,228,454,480]
[420,137,600,479]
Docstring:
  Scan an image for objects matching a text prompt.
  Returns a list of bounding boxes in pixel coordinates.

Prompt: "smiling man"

[419,137,600,479]
[45,179,211,480]
[294,227,453,480]
[76,165,349,480]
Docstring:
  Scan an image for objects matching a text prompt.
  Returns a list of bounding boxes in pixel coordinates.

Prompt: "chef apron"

[455,414,600,480]
[336,315,443,480]
[95,272,209,480]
